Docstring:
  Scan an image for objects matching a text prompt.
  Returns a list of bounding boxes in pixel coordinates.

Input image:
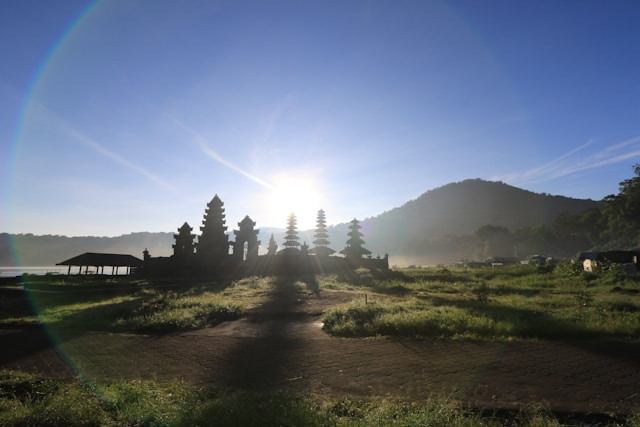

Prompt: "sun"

[266,174,324,230]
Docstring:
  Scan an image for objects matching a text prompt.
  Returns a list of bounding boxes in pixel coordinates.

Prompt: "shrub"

[552,261,583,278]
[115,289,245,332]
[323,303,390,336]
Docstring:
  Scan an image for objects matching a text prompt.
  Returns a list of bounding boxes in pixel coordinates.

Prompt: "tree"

[340,218,371,261]
[511,224,556,258]
[550,211,598,256]
[474,225,514,259]
[280,212,301,254]
[267,233,278,255]
[601,164,640,249]
[310,209,335,256]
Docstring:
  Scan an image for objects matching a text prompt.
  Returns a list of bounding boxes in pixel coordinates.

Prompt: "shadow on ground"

[215,276,312,391]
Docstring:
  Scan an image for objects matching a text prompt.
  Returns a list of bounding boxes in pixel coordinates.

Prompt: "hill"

[0,179,600,267]
[0,232,174,267]
[354,179,600,265]
[240,179,600,265]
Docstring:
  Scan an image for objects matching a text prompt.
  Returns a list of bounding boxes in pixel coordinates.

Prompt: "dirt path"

[2,286,640,415]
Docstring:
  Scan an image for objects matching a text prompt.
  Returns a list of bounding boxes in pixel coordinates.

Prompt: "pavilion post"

[67,265,71,275]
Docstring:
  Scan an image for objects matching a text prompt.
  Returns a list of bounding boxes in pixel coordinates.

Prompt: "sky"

[2,0,640,237]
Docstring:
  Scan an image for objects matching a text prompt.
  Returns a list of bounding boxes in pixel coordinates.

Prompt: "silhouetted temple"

[142,195,388,277]
[233,215,260,262]
[310,209,336,257]
[340,218,372,261]
[173,222,196,262]
[197,195,229,263]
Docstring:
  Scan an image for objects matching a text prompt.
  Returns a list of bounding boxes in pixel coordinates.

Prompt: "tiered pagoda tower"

[340,218,371,262]
[279,212,301,254]
[197,194,229,263]
[310,209,335,257]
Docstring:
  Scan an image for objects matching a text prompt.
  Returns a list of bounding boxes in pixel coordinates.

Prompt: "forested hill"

[371,179,599,236]
[1,179,601,267]
[354,179,600,264]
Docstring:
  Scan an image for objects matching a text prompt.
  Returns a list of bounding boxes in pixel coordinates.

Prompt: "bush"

[552,261,583,278]
[323,303,389,336]
[115,289,245,332]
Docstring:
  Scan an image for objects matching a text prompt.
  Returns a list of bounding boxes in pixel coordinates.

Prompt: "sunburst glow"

[266,175,324,230]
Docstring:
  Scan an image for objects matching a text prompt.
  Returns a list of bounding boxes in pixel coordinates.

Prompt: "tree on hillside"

[516,164,640,253]
[340,218,371,261]
[601,164,640,249]
[267,233,278,255]
[474,225,514,259]
[280,212,301,254]
[511,225,547,258]
[310,209,335,256]
[550,211,600,255]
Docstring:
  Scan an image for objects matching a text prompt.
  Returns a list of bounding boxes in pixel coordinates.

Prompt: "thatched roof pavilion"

[57,252,143,275]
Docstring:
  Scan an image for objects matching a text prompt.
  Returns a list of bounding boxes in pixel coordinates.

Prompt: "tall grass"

[0,370,588,426]
[7,266,640,340]
[114,288,245,332]
[321,263,640,341]
[3,276,274,333]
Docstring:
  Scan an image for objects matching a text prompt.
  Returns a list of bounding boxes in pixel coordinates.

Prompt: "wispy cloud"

[58,122,177,192]
[168,115,274,190]
[24,99,176,192]
[493,136,640,185]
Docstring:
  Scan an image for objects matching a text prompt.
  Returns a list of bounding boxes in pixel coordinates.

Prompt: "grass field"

[4,370,634,426]
[321,263,640,341]
[1,276,272,333]
[2,263,639,342]
[1,264,640,425]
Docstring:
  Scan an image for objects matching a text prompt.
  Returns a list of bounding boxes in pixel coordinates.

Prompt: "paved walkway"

[1,287,640,415]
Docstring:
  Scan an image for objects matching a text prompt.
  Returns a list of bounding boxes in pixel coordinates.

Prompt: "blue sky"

[2,0,639,236]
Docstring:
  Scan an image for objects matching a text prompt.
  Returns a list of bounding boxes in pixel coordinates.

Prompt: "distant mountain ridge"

[1,179,600,267]
[0,232,174,267]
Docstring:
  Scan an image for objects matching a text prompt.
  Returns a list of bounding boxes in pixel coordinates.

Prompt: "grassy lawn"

[2,267,640,424]
[321,263,640,341]
[0,276,273,333]
[4,370,631,426]
[2,263,639,341]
